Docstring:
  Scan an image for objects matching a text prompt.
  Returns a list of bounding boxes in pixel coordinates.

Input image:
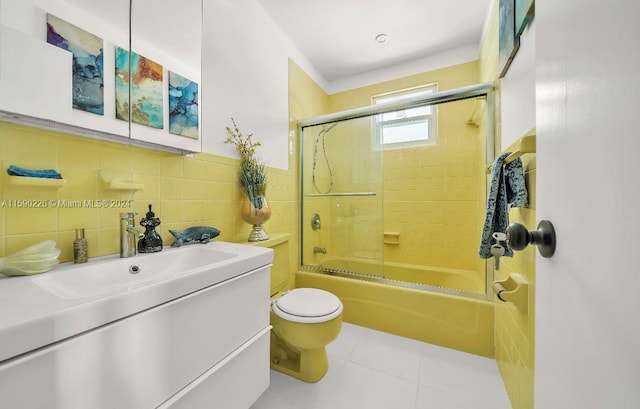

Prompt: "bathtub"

[316,257,484,294]
[296,268,494,358]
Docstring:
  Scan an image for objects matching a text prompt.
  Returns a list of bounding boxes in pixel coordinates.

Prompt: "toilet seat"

[272,288,343,323]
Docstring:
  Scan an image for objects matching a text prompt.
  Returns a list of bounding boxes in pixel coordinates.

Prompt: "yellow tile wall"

[326,61,486,280]
[480,0,535,407]
[302,117,384,262]
[496,154,535,409]
[289,59,331,286]
[0,121,298,265]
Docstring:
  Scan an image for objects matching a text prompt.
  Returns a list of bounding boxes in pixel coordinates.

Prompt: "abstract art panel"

[114,46,130,122]
[46,14,104,115]
[114,46,163,129]
[168,71,199,139]
[498,0,519,78]
[515,0,535,35]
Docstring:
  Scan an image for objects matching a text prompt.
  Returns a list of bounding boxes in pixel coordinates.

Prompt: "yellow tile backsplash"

[182,201,204,222]
[5,126,59,168]
[58,207,99,231]
[132,148,161,176]
[99,143,133,172]
[160,154,184,179]
[0,120,298,264]
[183,158,204,180]
[5,207,58,235]
[57,169,98,200]
[59,136,100,170]
[160,177,183,201]
[134,175,160,201]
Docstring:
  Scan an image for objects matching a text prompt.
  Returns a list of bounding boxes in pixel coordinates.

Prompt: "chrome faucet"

[313,246,327,254]
[120,212,143,258]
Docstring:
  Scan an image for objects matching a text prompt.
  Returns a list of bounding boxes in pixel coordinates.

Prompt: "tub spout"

[313,246,327,254]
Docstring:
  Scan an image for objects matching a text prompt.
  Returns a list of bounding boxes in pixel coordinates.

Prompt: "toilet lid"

[274,288,342,318]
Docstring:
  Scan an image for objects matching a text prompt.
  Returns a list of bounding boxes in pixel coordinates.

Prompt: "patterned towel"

[7,164,62,179]
[479,152,528,258]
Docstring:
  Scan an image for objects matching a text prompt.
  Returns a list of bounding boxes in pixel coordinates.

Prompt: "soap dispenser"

[138,204,163,253]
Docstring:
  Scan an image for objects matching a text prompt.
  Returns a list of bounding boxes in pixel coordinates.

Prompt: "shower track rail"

[299,82,495,128]
[300,264,488,301]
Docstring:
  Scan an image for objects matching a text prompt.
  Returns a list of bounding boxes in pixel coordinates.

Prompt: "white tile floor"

[251,323,512,409]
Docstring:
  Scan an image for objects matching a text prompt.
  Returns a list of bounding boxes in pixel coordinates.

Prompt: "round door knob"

[506,220,556,258]
[505,223,530,250]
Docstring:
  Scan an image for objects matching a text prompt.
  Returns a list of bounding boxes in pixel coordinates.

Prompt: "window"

[373,85,437,149]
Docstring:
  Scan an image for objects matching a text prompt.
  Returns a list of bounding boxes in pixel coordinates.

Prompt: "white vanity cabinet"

[0,261,271,408]
[0,0,202,154]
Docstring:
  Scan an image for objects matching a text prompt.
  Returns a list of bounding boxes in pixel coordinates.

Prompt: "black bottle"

[138,204,163,253]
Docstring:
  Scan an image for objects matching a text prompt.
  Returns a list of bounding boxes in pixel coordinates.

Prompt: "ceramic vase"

[240,183,271,241]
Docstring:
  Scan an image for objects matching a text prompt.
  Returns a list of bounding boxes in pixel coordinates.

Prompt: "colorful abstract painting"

[46,14,104,115]
[498,0,519,78]
[168,71,199,139]
[515,0,535,35]
[114,46,163,129]
[114,46,130,122]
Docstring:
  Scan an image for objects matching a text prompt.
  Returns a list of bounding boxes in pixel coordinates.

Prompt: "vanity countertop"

[0,241,273,363]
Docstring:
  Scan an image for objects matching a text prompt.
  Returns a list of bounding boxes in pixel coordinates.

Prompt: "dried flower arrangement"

[224,118,267,208]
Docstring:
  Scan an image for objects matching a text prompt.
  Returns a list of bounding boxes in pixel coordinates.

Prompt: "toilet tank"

[239,233,290,295]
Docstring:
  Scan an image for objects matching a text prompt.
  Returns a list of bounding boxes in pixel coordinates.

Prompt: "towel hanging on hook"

[478,152,528,259]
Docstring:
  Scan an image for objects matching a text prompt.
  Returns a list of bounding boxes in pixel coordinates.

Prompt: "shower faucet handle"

[311,213,321,230]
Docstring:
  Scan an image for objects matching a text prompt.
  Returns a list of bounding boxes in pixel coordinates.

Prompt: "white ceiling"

[256,0,493,87]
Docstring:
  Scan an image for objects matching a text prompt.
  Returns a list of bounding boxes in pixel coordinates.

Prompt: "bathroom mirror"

[0,0,202,153]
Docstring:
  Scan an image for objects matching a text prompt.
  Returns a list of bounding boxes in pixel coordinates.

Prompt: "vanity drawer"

[159,327,271,409]
[0,265,270,409]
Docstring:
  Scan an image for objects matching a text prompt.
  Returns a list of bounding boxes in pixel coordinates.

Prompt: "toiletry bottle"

[73,228,88,264]
[138,204,163,253]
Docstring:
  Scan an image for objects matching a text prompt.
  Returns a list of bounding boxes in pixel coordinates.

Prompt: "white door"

[535,1,640,408]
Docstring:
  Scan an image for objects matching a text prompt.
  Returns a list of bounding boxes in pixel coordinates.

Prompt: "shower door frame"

[299,82,496,301]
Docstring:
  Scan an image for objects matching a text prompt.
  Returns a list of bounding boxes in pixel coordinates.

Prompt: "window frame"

[372,84,438,150]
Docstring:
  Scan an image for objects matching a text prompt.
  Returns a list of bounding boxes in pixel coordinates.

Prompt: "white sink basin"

[32,246,237,299]
[0,241,273,363]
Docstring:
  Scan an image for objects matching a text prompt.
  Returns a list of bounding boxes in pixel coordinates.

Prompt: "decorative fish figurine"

[169,226,221,247]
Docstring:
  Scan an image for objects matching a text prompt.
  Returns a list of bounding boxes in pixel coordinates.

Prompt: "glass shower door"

[301,117,384,277]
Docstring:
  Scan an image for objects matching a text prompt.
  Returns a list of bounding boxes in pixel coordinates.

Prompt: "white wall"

[326,44,479,95]
[500,21,536,147]
[201,0,294,169]
[535,0,640,407]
